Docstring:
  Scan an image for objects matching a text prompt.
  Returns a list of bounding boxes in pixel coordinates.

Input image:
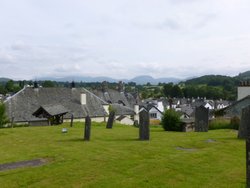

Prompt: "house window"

[150,113,157,119]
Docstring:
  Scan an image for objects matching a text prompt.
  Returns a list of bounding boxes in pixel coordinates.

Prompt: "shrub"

[0,102,9,127]
[161,109,182,131]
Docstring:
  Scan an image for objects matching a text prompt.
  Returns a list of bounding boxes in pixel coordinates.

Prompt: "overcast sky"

[0,0,250,80]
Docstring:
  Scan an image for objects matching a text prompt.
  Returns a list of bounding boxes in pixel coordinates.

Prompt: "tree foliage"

[0,103,9,127]
[161,109,182,131]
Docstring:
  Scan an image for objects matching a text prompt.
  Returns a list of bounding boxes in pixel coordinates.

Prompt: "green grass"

[209,118,239,130]
[0,122,246,188]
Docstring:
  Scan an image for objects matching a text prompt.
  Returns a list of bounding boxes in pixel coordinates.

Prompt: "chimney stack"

[80,93,86,105]
[102,81,108,92]
[71,81,75,89]
[118,81,124,92]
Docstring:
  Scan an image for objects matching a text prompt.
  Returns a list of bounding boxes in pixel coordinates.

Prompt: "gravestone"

[11,117,14,128]
[106,111,115,129]
[247,137,250,187]
[139,110,150,140]
[240,106,250,187]
[238,106,250,139]
[84,116,91,141]
[195,106,209,132]
[70,114,74,127]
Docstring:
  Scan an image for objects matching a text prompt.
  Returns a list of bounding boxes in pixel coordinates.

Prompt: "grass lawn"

[0,123,246,188]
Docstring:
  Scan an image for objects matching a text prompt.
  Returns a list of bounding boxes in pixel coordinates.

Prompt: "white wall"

[149,108,163,120]
[116,117,134,125]
[238,86,250,100]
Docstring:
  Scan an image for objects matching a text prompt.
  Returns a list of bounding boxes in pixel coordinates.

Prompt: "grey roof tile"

[4,87,108,122]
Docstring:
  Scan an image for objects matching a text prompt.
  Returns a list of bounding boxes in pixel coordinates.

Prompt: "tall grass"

[209,118,239,130]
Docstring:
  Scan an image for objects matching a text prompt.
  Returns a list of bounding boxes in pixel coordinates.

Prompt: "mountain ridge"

[36,75,181,85]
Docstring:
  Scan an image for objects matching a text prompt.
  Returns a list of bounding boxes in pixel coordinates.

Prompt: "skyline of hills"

[1,70,250,85]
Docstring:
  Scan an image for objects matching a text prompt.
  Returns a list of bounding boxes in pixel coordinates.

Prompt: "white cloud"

[0,0,250,80]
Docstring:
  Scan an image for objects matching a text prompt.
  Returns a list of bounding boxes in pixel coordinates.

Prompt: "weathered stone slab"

[84,116,91,141]
[0,159,47,171]
[106,111,115,129]
[239,105,250,139]
[70,114,74,127]
[139,110,150,140]
[247,137,250,187]
[195,106,209,132]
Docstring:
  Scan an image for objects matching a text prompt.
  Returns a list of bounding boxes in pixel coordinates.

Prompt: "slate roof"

[222,95,250,117]
[92,88,139,108]
[180,105,194,117]
[33,104,69,117]
[116,115,127,121]
[147,104,164,115]
[4,87,108,122]
[110,103,135,116]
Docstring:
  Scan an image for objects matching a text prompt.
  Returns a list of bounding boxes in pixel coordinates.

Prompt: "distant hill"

[37,75,181,85]
[38,76,118,83]
[130,75,180,85]
[0,77,11,82]
[183,70,250,86]
[184,75,238,86]
[3,70,250,85]
[237,71,250,80]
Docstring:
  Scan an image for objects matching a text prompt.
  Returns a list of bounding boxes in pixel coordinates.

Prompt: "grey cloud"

[193,13,217,29]
[157,19,181,30]
[133,18,181,31]
[169,0,200,5]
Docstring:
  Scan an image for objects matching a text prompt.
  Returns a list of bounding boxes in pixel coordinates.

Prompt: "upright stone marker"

[106,111,115,129]
[195,106,209,132]
[70,114,74,127]
[11,117,14,128]
[239,106,250,139]
[240,106,250,187]
[247,137,250,187]
[139,110,150,140]
[84,116,91,141]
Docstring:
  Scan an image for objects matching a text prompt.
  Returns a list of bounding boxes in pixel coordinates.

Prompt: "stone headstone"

[139,110,150,140]
[247,137,250,187]
[11,117,14,128]
[84,116,91,141]
[195,106,209,132]
[239,105,250,139]
[70,114,74,127]
[106,111,115,129]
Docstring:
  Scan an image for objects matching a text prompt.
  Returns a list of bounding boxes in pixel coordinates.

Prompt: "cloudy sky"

[0,0,250,80]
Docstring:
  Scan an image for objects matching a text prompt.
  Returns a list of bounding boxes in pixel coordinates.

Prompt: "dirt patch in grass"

[0,158,48,171]
[205,139,216,143]
[175,146,197,152]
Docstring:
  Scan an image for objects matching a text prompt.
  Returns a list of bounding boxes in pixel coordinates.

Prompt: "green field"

[0,123,246,188]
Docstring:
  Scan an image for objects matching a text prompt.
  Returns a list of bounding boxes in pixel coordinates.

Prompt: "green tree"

[163,83,173,97]
[171,85,183,98]
[42,80,56,87]
[161,109,182,131]
[0,102,9,127]
[5,80,14,92]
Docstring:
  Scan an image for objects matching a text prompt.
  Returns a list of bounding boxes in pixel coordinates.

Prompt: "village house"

[91,81,139,124]
[4,85,110,125]
[142,100,164,121]
[219,81,248,118]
